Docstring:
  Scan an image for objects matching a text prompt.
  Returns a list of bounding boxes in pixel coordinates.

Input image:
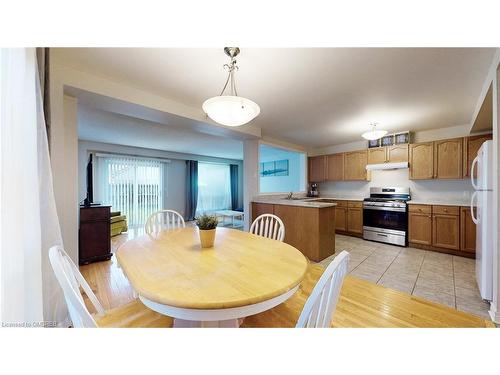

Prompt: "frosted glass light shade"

[202,95,260,127]
[361,129,388,140]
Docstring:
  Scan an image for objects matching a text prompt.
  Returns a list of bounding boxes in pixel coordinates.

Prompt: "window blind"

[96,155,166,227]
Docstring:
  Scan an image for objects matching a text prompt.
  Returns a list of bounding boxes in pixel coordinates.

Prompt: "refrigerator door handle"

[470,191,478,224]
[470,156,479,190]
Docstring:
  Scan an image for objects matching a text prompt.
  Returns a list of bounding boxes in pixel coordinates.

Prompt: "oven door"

[363,206,408,232]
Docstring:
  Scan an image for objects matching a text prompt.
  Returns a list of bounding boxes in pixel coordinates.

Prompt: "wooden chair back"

[296,251,350,328]
[49,246,105,328]
[249,214,285,242]
[145,210,186,234]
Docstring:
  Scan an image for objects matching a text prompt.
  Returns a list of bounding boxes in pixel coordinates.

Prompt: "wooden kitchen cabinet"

[251,202,274,222]
[387,144,409,163]
[434,138,463,179]
[408,205,433,245]
[409,142,434,180]
[432,205,460,250]
[463,134,492,178]
[334,200,348,232]
[308,155,327,182]
[460,206,476,253]
[368,147,386,164]
[326,153,344,181]
[347,201,363,235]
[344,150,368,181]
[273,204,336,262]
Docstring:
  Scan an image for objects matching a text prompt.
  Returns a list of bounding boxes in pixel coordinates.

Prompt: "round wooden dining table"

[116,226,308,327]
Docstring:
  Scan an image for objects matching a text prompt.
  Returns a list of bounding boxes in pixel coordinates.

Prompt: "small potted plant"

[196,214,219,248]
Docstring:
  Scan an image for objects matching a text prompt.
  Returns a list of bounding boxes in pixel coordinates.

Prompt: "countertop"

[317,195,364,201]
[253,196,471,208]
[408,200,471,207]
[252,197,337,208]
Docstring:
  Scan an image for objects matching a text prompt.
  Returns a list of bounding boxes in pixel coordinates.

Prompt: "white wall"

[78,140,244,219]
[243,140,259,230]
[319,169,473,203]
[259,145,306,193]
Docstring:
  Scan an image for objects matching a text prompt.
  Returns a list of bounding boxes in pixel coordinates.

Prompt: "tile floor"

[320,234,491,319]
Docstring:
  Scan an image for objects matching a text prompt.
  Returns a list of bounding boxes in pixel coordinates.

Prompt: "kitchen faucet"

[286,192,293,200]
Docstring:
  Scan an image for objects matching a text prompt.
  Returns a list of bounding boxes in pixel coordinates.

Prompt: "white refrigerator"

[470,140,494,301]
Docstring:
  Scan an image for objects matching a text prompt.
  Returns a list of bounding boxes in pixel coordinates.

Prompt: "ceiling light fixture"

[202,47,260,127]
[362,122,388,140]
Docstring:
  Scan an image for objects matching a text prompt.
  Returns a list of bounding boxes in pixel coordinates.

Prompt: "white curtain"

[196,162,231,215]
[0,48,66,327]
[96,155,166,227]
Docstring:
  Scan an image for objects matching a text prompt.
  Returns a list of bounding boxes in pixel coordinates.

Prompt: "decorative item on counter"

[196,214,219,248]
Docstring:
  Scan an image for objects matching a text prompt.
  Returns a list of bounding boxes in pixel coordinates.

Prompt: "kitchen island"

[251,197,337,262]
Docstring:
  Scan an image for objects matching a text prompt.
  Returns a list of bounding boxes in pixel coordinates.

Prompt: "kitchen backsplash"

[318,169,474,203]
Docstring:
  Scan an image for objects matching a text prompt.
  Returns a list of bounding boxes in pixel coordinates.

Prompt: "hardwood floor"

[79,232,494,327]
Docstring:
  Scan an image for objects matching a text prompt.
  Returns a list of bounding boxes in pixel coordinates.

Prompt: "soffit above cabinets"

[471,84,493,133]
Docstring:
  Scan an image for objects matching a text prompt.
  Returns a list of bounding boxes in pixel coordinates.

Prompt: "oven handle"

[363,205,406,212]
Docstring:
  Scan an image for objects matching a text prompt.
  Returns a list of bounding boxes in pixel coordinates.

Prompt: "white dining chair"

[295,251,350,328]
[49,245,172,328]
[249,214,285,242]
[145,209,186,235]
[241,250,350,328]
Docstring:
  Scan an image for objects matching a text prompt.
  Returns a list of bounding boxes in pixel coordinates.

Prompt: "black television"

[83,154,93,207]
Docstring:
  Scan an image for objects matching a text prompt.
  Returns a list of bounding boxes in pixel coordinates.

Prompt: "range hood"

[366,162,409,171]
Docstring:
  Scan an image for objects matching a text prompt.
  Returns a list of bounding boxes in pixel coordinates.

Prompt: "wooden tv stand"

[79,205,112,265]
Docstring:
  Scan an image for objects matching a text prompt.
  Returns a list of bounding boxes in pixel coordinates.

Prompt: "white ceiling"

[78,106,244,160]
[54,48,496,148]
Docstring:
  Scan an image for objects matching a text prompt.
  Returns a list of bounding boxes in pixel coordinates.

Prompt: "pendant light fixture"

[362,122,388,141]
[202,47,260,127]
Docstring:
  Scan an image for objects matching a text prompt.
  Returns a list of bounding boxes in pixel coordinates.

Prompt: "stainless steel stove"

[363,187,411,246]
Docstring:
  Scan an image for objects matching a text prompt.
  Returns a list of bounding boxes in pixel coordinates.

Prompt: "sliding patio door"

[96,155,167,227]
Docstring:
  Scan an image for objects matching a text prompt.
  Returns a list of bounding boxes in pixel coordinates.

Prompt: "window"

[96,155,167,227]
[259,144,306,193]
[196,162,231,215]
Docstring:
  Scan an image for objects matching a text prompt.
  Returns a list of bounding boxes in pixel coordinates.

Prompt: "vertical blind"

[196,162,231,215]
[96,155,166,227]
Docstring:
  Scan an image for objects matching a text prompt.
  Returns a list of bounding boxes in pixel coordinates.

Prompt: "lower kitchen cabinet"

[273,204,336,261]
[460,206,476,254]
[347,201,363,235]
[333,200,348,232]
[408,210,432,245]
[432,205,460,250]
[335,206,347,232]
[251,202,274,221]
[251,202,336,262]
[432,214,460,250]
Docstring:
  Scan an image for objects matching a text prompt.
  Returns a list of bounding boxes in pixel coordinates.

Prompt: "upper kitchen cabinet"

[409,142,434,180]
[326,153,344,181]
[387,144,409,163]
[434,138,463,179]
[308,155,326,182]
[463,134,492,178]
[367,147,386,164]
[368,145,408,164]
[344,150,368,180]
